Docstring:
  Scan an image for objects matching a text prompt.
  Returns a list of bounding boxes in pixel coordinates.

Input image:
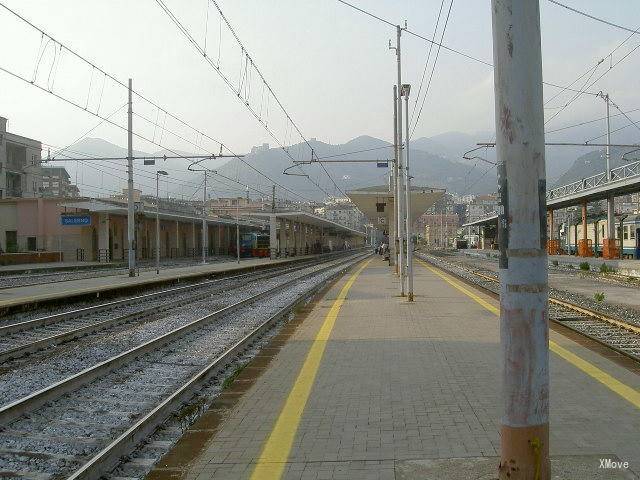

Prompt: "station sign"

[60,215,91,226]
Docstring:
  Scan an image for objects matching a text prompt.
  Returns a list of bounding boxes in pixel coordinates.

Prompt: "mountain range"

[55,131,638,201]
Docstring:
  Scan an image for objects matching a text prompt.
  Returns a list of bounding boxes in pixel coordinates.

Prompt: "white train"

[565,214,640,259]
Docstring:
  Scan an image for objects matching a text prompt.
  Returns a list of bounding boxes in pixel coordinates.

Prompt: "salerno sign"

[60,215,91,226]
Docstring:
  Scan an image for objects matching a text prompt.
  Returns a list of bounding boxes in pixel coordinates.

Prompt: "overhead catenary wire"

[336,0,617,125]
[409,0,446,130]
[0,1,314,204]
[548,0,640,35]
[154,0,342,199]
[543,26,640,126]
[335,0,493,67]
[410,0,454,138]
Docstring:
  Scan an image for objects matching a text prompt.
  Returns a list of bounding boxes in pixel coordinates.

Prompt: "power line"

[409,0,445,131]
[546,106,640,135]
[336,0,493,67]
[335,0,613,121]
[410,0,454,138]
[316,145,394,159]
[543,26,640,126]
[0,1,315,204]
[548,1,640,35]
[154,0,341,199]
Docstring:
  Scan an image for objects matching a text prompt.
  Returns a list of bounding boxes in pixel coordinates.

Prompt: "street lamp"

[156,170,168,274]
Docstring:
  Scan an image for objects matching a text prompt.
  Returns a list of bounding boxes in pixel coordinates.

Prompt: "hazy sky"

[1,0,639,197]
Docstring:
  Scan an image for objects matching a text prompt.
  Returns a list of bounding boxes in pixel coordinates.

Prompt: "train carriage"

[565,214,640,258]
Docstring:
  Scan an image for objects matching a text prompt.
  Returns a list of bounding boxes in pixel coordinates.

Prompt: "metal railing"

[547,160,640,201]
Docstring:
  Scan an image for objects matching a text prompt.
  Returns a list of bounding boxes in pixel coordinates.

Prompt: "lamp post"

[155,170,168,274]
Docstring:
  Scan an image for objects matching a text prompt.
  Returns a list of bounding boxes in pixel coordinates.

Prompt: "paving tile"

[148,258,640,480]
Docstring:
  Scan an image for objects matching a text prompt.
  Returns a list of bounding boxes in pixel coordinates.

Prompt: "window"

[632,228,636,240]
[27,237,37,251]
[6,231,17,253]
[624,226,629,240]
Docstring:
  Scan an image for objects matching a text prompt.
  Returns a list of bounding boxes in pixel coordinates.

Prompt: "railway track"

[418,253,640,362]
[0,257,231,290]
[0,257,338,364]
[0,253,369,479]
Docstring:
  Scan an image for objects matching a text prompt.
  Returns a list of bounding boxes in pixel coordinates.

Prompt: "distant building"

[250,143,270,154]
[419,213,459,248]
[466,194,498,223]
[41,166,80,198]
[315,199,365,232]
[0,116,42,199]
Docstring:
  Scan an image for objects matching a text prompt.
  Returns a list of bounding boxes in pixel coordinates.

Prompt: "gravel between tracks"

[0,260,339,406]
[419,253,640,329]
[0,256,358,477]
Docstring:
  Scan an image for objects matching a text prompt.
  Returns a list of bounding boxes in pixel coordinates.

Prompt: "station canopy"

[346,185,445,230]
[243,211,366,237]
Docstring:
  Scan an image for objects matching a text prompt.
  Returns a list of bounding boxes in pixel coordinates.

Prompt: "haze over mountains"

[59,128,638,202]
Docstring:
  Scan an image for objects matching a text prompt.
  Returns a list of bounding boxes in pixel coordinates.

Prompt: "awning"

[346,185,445,229]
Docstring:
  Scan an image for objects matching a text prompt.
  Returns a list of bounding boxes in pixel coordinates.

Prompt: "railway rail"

[418,253,640,362]
[0,257,231,290]
[0,256,344,364]
[0,252,369,479]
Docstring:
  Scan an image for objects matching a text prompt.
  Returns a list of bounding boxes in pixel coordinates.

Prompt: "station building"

[0,195,366,264]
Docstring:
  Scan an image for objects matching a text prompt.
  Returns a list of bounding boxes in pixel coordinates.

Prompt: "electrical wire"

[548,1,640,35]
[0,1,315,204]
[410,0,454,138]
[544,32,640,126]
[409,0,445,130]
[335,0,493,67]
[155,0,341,199]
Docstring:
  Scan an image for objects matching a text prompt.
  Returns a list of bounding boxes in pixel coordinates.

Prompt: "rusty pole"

[491,1,550,478]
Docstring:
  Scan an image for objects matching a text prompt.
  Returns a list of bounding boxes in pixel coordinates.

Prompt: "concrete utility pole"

[270,185,277,260]
[391,85,399,270]
[604,93,616,257]
[236,202,241,264]
[391,25,406,295]
[402,84,414,301]
[491,1,550,479]
[127,79,135,277]
[202,171,207,264]
[155,170,168,274]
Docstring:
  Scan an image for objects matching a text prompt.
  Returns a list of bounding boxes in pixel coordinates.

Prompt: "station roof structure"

[346,185,445,230]
[462,213,498,228]
[60,199,258,227]
[546,160,640,209]
[243,211,366,237]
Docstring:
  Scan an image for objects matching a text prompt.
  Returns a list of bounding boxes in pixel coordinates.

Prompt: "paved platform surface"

[147,257,640,480]
[0,254,325,310]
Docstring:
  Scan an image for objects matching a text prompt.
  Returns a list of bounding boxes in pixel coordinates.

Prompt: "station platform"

[147,257,640,480]
[0,260,108,274]
[463,249,640,278]
[0,253,342,314]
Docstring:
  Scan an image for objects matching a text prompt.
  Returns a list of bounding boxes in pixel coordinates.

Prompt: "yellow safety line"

[418,259,640,410]
[250,258,372,480]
